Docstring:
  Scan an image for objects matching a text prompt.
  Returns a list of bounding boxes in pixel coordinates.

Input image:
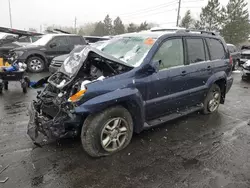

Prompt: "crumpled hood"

[59,45,133,78]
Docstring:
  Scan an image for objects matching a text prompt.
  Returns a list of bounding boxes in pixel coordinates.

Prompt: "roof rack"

[176,29,217,36]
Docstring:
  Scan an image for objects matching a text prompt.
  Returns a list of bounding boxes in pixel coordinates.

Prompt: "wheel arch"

[214,79,226,104]
[75,88,145,134]
[26,53,47,65]
[206,72,227,104]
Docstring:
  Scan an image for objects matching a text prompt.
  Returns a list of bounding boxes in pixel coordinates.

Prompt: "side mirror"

[50,43,57,48]
[147,60,161,73]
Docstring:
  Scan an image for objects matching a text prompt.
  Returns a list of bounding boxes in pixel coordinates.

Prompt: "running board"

[144,104,203,129]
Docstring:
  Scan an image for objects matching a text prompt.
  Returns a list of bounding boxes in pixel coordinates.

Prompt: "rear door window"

[207,38,226,60]
[186,38,206,64]
[69,36,86,45]
[49,36,68,47]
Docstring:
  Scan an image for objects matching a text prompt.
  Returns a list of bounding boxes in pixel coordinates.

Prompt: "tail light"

[229,55,233,65]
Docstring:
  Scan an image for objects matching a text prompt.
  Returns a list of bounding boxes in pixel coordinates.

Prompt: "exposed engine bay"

[28,46,133,145]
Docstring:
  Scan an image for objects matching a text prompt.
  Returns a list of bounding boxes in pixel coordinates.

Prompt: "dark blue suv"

[28,29,233,157]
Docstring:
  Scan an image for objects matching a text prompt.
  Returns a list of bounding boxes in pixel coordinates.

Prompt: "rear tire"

[0,83,3,94]
[3,81,8,90]
[22,81,28,93]
[26,56,45,73]
[202,84,221,114]
[81,106,133,157]
[24,76,30,87]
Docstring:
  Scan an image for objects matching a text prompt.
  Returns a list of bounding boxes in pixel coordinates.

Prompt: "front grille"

[51,61,63,67]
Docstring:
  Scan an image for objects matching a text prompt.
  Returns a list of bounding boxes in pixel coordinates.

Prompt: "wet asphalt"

[0,71,250,188]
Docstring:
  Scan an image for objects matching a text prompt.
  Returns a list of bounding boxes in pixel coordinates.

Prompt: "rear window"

[207,38,226,60]
[69,36,86,45]
[186,38,206,64]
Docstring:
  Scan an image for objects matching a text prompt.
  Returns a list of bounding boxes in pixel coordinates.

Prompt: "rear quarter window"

[207,38,226,60]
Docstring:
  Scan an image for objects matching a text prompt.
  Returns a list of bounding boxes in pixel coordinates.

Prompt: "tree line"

[46,0,249,45]
[180,0,250,45]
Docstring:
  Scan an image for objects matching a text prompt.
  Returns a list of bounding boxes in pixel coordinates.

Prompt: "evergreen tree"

[200,0,221,31]
[92,21,105,36]
[113,17,125,35]
[137,21,149,32]
[103,15,113,35]
[221,0,250,45]
[180,10,194,29]
[127,23,137,33]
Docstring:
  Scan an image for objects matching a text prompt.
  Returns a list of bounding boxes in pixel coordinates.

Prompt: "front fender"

[74,88,145,133]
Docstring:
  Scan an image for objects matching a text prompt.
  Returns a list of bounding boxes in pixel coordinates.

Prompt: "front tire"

[81,106,133,157]
[203,84,221,114]
[26,56,45,73]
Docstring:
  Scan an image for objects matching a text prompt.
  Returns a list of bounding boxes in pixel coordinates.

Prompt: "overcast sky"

[0,0,249,31]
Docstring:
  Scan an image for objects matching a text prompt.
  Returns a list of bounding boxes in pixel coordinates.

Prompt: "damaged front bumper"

[27,102,81,146]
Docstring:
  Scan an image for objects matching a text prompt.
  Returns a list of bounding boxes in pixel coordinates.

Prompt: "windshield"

[31,35,53,46]
[101,36,155,67]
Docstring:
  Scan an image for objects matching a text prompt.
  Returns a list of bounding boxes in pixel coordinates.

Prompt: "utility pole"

[8,0,13,28]
[176,0,181,26]
[74,17,77,34]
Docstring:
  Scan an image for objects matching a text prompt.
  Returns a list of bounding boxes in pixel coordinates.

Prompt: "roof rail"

[176,29,217,36]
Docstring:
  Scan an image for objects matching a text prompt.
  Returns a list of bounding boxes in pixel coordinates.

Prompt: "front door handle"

[181,70,187,76]
[207,66,211,70]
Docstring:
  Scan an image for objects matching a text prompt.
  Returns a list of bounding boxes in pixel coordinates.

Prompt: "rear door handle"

[207,66,211,70]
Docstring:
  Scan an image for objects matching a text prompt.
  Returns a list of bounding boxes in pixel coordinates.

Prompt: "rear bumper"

[27,102,81,145]
[226,76,233,93]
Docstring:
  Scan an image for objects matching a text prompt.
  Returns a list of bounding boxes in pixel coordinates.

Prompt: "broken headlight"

[68,89,87,102]
[68,80,90,102]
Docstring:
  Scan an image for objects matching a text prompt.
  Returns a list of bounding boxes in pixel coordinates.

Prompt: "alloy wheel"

[208,91,220,112]
[101,118,129,152]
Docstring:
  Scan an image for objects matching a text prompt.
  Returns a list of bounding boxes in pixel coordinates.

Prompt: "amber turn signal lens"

[68,89,87,102]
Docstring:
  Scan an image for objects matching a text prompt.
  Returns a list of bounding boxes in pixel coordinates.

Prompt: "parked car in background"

[28,29,233,157]
[227,44,240,70]
[242,60,250,80]
[49,54,69,74]
[0,32,16,40]
[240,45,250,66]
[11,34,87,72]
[49,41,110,73]
[0,28,43,64]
